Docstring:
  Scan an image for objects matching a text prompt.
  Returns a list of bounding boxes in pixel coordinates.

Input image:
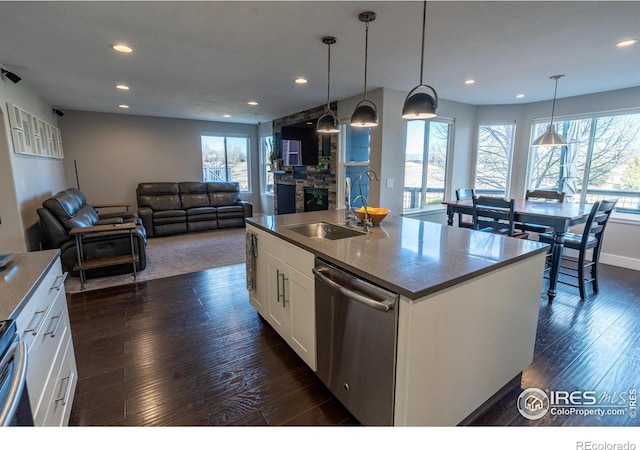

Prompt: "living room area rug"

[64,228,247,294]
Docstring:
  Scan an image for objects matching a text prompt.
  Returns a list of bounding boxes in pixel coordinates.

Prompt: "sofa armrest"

[239,200,253,218]
[96,217,124,225]
[93,203,130,212]
[138,206,154,237]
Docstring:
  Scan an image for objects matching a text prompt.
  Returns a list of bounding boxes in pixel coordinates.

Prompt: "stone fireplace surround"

[272,103,338,215]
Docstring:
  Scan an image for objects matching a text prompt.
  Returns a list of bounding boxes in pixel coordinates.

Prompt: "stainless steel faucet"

[344,177,358,226]
[348,170,380,233]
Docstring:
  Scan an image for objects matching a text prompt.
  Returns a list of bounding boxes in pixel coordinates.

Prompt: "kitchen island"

[246,210,549,426]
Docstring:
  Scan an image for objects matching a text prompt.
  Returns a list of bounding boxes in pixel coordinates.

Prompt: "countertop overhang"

[0,249,61,319]
[247,210,549,300]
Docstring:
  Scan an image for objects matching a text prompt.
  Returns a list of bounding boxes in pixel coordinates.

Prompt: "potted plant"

[316,156,330,171]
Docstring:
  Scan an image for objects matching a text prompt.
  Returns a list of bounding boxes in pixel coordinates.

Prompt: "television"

[279,120,319,166]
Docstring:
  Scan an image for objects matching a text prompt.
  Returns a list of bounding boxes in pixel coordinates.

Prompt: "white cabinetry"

[246,224,316,370]
[14,257,77,426]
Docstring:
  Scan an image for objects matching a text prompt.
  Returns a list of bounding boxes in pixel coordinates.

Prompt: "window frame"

[527,108,640,220]
[338,123,371,210]
[200,132,251,193]
[402,117,454,213]
[259,132,274,196]
[473,121,517,198]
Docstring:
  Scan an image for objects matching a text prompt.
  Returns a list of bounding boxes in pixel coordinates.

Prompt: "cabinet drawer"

[27,286,70,420]
[15,260,66,353]
[261,232,314,276]
[37,336,77,426]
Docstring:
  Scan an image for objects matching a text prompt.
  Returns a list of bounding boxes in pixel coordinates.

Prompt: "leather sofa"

[37,188,147,278]
[136,181,252,237]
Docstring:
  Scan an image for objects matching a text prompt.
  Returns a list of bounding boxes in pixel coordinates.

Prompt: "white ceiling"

[1,1,639,124]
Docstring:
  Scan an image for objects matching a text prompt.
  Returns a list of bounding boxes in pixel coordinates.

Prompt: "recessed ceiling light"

[115,84,130,90]
[223,114,231,118]
[112,44,133,53]
[464,79,475,85]
[516,94,525,99]
[118,104,129,109]
[247,101,258,106]
[295,78,308,84]
[616,39,638,47]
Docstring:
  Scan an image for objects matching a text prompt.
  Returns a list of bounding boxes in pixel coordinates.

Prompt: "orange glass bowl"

[354,207,390,225]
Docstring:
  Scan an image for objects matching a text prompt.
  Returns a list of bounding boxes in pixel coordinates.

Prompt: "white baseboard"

[600,253,640,271]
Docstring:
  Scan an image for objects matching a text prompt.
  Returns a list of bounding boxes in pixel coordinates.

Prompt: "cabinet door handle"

[24,304,53,336]
[278,271,288,308]
[44,311,63,338]
[55,371,75,406]
[276,269,282,303]
[50,272,68,291]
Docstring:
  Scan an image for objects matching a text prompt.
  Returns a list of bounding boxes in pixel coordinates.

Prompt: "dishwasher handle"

[312,267,394,312]
[0,340,28,427]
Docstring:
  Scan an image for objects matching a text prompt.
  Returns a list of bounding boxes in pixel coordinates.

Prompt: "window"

[528,111,640,214]
[201,134,250,191]
[342,126,370,209]
[474,122,516,197]
[261,133,274,195]
[403,119,453,211]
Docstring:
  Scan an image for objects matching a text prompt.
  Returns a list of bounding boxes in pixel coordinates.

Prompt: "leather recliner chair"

[37,188,147,278]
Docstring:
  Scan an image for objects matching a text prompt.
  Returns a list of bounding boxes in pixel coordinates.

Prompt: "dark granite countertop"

[246,210,549,300]
[0,249,60,319]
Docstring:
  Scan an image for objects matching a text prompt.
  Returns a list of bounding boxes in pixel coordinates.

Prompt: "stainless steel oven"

[313,258,399,426]
[0,320,34,427]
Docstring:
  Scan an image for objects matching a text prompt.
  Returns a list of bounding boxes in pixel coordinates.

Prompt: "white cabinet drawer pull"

[44,312,63,338]
[24,304,53,336]
[55,371,75,406]
[50,272,68,291]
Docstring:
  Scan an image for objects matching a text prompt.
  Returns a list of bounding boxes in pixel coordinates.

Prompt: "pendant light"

[317,36,340,134]
[402,1,438,119]
[351,11,378,128]
[532,75,567,147]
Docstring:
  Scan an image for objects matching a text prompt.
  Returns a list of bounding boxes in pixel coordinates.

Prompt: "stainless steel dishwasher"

[312,258,399,426]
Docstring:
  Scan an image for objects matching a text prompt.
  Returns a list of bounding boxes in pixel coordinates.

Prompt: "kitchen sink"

[283,222,365,240]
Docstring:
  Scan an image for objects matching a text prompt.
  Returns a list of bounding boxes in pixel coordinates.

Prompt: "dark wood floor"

[66,262,640,427]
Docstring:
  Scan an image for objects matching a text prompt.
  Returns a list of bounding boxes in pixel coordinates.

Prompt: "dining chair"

[526,189,566,202]
[455,187,475,229]
[517,189,566,235]
[472,195,529,239]
[538,199,617,300]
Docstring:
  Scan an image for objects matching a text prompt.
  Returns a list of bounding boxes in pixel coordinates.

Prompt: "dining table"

[443,198,593,302]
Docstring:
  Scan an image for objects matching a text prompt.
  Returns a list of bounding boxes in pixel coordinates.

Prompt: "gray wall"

[337,87,477,220]
[0,77,66,252]
[59,110,260,214]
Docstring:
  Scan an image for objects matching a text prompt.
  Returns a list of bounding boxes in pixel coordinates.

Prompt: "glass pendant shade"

[402,85,438,119]
[317,110,340,133]
[532,124,567,146]
[351,100,378,127]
